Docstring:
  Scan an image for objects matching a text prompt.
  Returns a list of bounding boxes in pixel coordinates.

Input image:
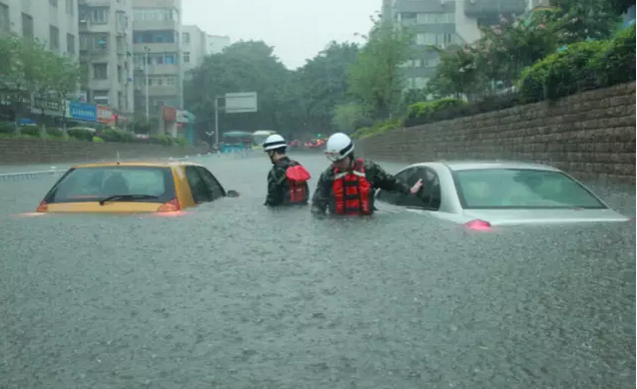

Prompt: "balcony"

[133,19,178,31]
[133,42,178,53]
[463,0,527,17]
[147,64,180,75]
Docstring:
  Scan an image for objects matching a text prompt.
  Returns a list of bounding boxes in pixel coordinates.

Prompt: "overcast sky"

[181,0,380,69]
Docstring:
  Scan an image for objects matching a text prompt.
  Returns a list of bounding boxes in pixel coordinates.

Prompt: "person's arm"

[368,161,412,194]
[310,169,331,215]
[264,167,285,206]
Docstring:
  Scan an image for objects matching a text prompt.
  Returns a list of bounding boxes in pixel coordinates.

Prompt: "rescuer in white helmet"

[311,132,423,216]
[263,134,311,207]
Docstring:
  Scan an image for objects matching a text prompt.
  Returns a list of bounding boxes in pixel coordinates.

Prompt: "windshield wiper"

[98,194,159,205]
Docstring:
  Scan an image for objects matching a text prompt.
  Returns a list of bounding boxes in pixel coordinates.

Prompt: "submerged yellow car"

[36,161,238,214]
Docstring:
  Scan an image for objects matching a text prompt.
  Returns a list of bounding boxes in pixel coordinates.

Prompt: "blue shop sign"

[69,101,97,122]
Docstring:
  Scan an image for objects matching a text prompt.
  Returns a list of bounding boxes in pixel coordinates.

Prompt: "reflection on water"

[0,155,635,388]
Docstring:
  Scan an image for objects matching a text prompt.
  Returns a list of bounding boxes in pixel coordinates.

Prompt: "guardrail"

[0,167,63,182]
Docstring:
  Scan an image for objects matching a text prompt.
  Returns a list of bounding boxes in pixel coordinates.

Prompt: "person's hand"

[409,178,423,195]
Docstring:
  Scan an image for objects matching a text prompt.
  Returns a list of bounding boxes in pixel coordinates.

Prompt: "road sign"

[224,92,257,113]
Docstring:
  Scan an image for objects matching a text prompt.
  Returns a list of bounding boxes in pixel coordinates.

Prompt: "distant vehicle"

[376,161,630,229]
[35,161,239,214]
[221,131,252,153]
[251,130,277,149]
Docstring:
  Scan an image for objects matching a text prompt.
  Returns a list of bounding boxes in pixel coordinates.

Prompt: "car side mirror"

[226,190,240,198]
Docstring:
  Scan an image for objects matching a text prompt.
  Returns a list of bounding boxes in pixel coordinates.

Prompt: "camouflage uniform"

[265,156,309,206]
[310,158,411,215]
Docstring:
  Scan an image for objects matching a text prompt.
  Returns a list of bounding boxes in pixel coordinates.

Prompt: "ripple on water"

[0,154,635,389]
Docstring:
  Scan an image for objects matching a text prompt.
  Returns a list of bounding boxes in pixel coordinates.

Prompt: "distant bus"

[221,131,252,153]
[251,130,277,149]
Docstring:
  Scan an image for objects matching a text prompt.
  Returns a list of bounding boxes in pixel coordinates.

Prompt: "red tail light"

[157,198,180,212]
[464,219,492,231]
[36,200,48,212]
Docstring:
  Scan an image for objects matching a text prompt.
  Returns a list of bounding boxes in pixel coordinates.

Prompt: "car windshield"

[48,166,175,203]
[453,168,606,209]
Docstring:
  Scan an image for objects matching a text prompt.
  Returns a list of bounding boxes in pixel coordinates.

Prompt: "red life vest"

[332,158,372,215]
[285,163,311,204]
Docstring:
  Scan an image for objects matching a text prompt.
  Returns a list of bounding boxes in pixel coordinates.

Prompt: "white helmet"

[263,134,287,151]
[325,132,354,162]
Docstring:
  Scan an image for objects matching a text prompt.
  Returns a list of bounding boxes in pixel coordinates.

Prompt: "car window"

[376,167,441,211]
[48,167,174,203]
[376,168,415,205]
[185,166,212,203]
[453,169,606,209]
[196,167,225,200]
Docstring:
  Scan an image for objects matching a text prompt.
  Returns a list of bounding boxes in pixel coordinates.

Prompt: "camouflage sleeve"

[310,168,332,215]
[367,160,411,194]
[264,167,286,206]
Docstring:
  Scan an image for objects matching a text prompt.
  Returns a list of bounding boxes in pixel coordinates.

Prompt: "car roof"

[410,160,562,172]
[70,161,204,169]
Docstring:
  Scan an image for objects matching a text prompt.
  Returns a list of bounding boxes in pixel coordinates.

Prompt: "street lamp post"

[144,46,150,120]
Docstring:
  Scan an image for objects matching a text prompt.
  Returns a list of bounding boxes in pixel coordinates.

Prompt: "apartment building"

[205,34,230,55]
[131,0,183,112]
[181,25,206,76]
[0,0,79,58]
[78,0,134,114]
[386,0,526,89]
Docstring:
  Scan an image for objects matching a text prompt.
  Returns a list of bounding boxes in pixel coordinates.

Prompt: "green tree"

[550,0,620,44]
[427,45,483,99]
[0,36,53,130]
[184,40,290,141]
[294,41,360,134]
[348,16,413,119]
[48,55,82,134]
[331,103,366,134]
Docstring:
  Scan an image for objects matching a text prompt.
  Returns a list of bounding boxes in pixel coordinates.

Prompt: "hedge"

[519,25,636,103]
[351,118,403,140]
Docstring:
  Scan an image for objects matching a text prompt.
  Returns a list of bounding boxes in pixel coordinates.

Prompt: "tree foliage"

[0,35,81,124]
[347,16,413,119]
[425,0,622,99]
[184,40,360,140]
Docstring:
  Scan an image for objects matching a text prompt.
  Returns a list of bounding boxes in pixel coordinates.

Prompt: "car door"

[196,166,226,200]
[184,166,213,204]
[376,166,441,211]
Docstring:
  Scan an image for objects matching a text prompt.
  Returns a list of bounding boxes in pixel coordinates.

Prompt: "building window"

[183,52,190,63]
[0,3,9,33]
[49,0,58,7]
[93,36,108,50]
[66,0,74,15]
[416,33,436,45]
[133,30,178,44]
[164,54,176,64]
[182,32,190,44]
[49,26,60,52]
[416,13,455,24]
[156,77,163,86]
[166,76,176,86]
[92,8,108,24]
[22,13,34,39]
[67,33,75,54]
[133,8,176,22]
[93,63,108,79]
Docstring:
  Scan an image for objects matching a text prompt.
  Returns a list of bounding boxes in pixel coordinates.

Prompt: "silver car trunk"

[462,208,630,226]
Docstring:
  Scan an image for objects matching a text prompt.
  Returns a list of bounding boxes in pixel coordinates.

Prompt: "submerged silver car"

[376,161,630,229]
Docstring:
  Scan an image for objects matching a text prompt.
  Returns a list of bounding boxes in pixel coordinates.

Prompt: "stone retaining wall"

[356,83,636,183]
[0,139,208,165]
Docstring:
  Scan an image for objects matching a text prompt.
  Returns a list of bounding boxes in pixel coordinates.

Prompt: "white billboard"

[225,92,257,114]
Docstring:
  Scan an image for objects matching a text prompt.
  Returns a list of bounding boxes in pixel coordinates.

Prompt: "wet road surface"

[1,153,635,389]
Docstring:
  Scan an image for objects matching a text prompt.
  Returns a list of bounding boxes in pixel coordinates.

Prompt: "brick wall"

[0,139,209,165]
[356,83,636,184]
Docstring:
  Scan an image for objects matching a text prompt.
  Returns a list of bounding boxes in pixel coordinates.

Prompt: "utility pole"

[214,96,221,147]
